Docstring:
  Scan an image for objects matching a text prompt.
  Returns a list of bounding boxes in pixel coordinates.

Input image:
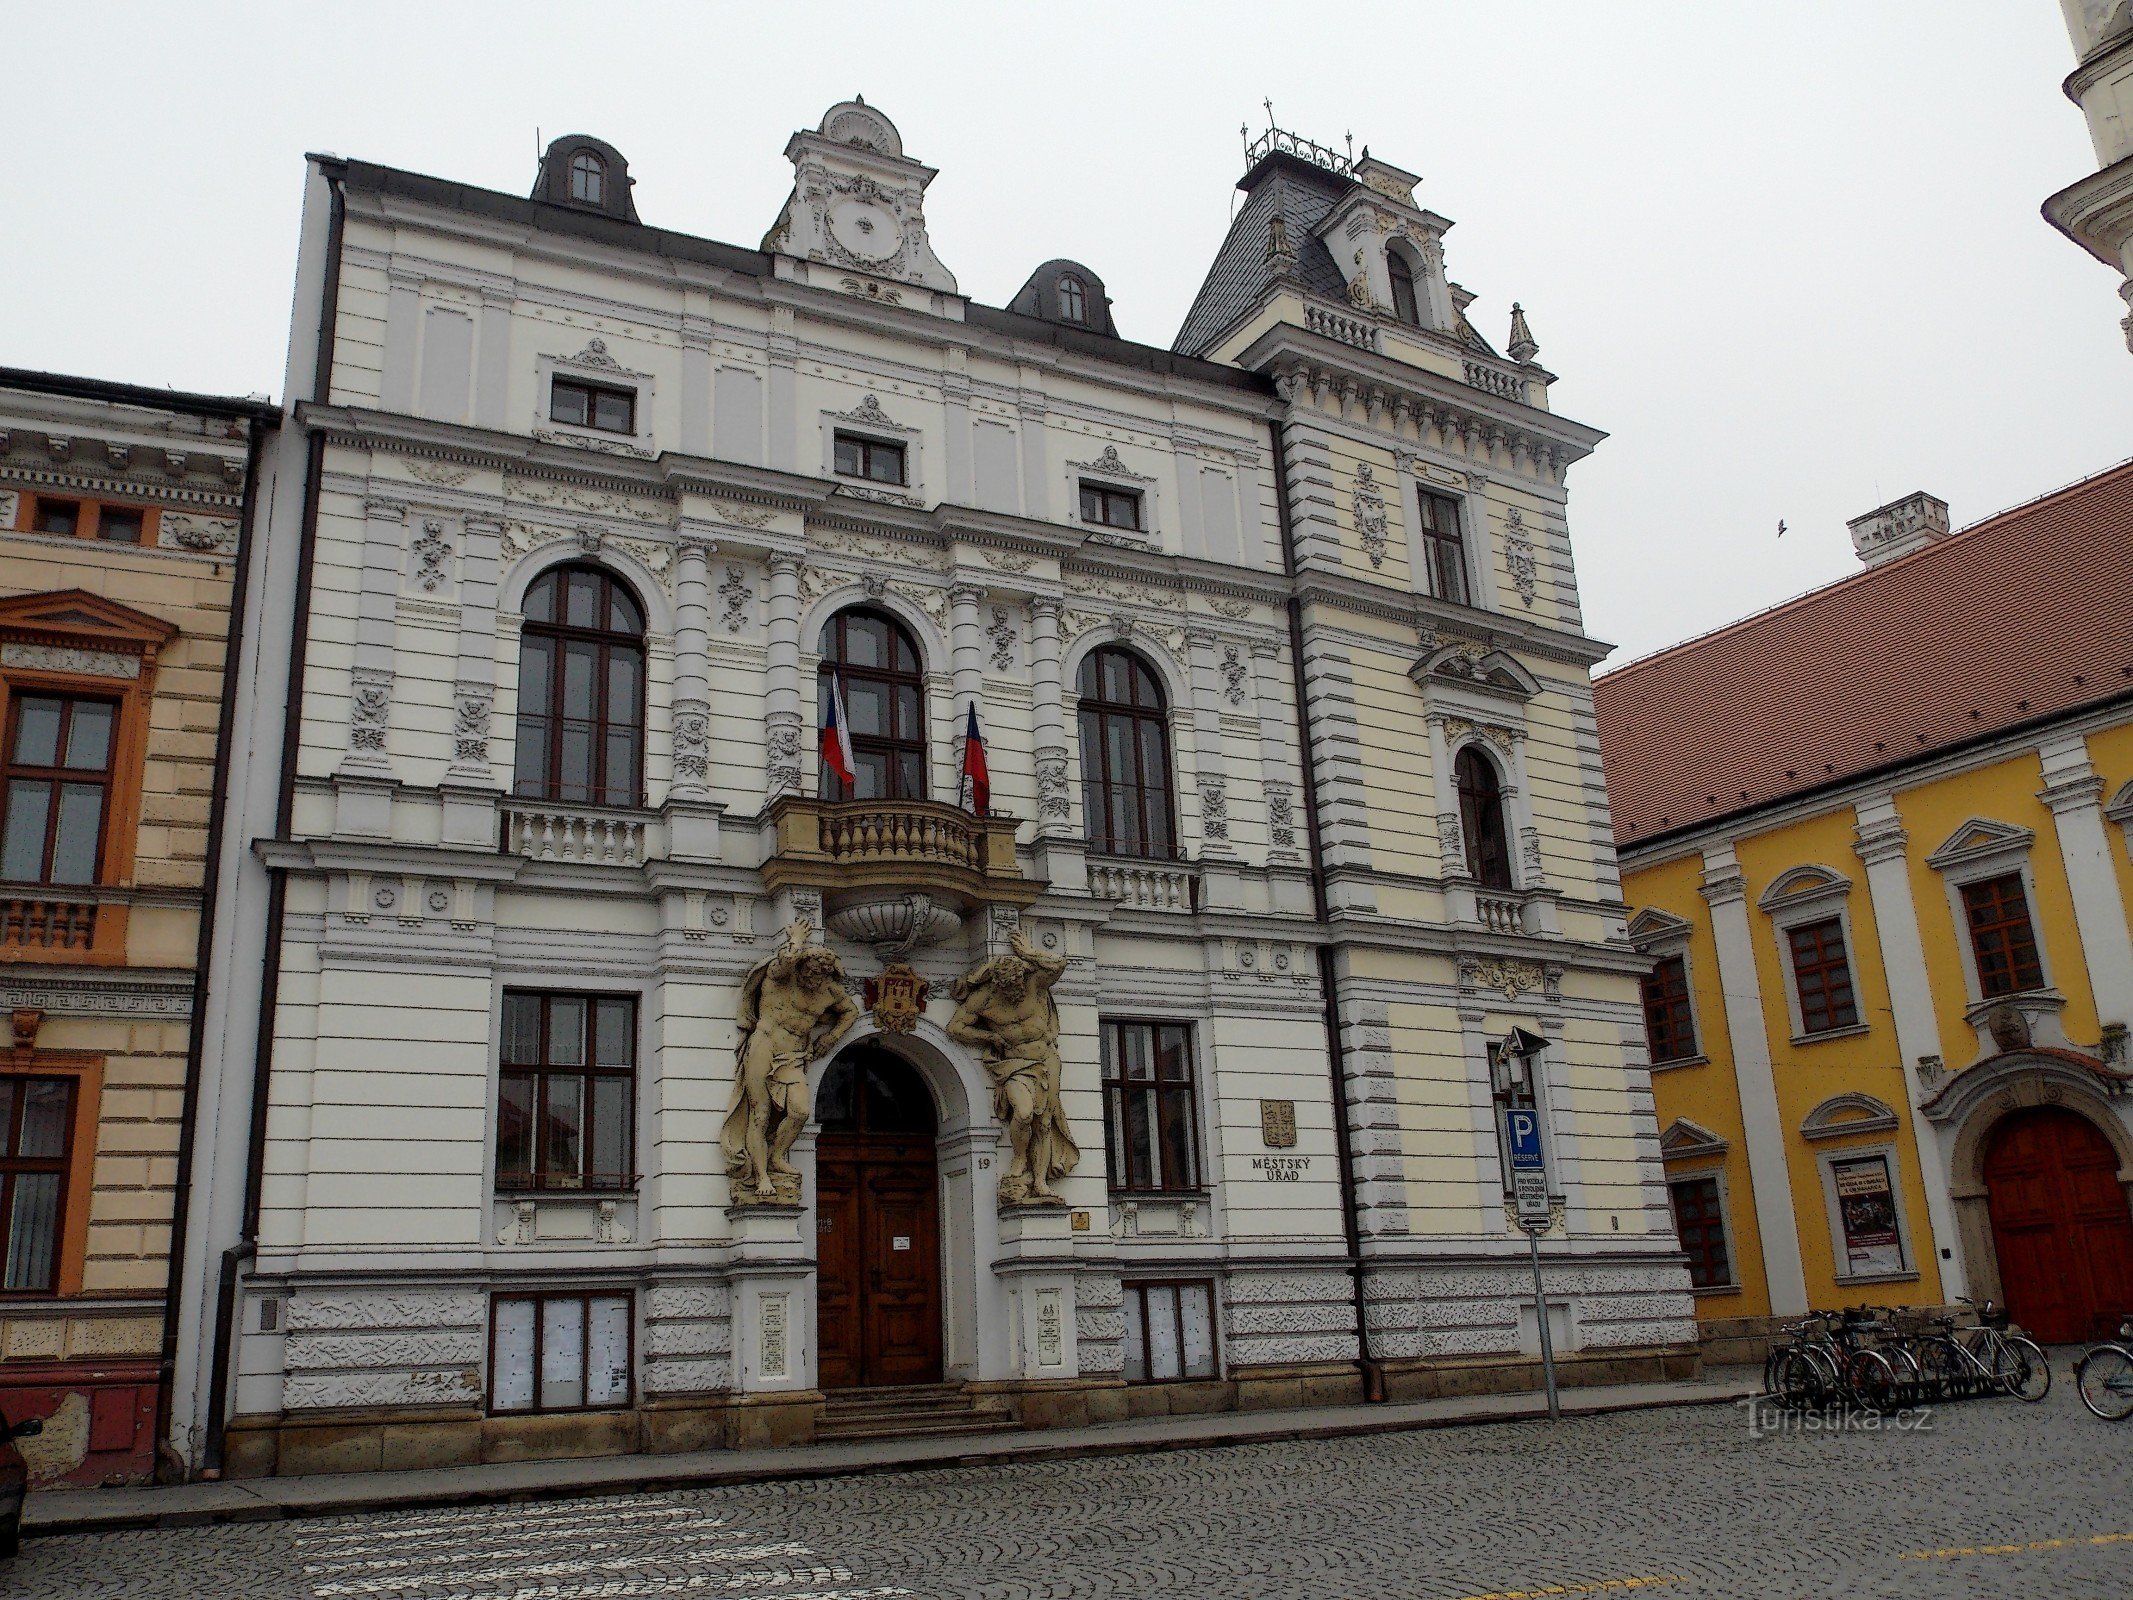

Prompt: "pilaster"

[2037,734,2133,1031]
[1029,597,1070,839]
[765,554,804,799]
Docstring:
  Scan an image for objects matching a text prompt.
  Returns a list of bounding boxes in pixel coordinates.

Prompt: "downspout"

[1269,411,1383,1402]
[202,166,344,1473]
[155,407,276,1480]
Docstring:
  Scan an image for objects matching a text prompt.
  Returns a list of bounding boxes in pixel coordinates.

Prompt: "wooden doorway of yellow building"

[1983,1108,2133,1343]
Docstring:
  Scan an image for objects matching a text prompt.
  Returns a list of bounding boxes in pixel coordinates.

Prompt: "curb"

[26,1381,1758,1538]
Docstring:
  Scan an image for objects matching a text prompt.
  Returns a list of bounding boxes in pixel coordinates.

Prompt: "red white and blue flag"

[821,674,856,788]
[960,702,991,815]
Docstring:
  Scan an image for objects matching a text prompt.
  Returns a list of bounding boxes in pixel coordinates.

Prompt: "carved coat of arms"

[1260,1098,1298,1149]
[864,963,931,1034]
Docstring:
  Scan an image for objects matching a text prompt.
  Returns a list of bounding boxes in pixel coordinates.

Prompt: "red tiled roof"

[1594,458,2133,849]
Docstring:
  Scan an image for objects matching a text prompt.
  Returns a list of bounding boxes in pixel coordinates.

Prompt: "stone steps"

[815,1383,1019,1443]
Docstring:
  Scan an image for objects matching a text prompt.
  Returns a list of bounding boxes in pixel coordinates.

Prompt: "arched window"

[514,564,645,807]
[569,150,607,206]
[1076,646,1175,858]
[1057,275,1086,323]
[1387,250,1421,327]
[1455,745,1513,889]
[819,607,927,801]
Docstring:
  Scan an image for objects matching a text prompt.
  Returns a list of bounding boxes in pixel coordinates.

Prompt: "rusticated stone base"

[221,1392,815,1479]
[1375,1343,1700,1403]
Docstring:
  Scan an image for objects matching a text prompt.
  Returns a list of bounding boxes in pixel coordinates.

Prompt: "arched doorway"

[1983,1108,2133,1343]
[814,1044,943,1387]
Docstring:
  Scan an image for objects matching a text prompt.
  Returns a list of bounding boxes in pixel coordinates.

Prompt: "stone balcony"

[1,886,127,964]
[762,797,1043,933]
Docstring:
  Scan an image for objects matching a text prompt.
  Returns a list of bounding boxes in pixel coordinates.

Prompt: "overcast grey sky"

[4,3,2120,663]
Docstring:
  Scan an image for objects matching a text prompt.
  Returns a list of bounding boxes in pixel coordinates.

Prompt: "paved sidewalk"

[26,1367,1759,1537]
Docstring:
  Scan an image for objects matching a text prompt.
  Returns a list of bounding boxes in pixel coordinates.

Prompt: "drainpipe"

[154,408,277,1480]
[201,166,344,1473]
[1269,413,1383,1403]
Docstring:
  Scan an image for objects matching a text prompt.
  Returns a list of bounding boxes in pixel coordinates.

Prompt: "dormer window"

[568,151,607,207]
[1388,251,1421,328]
[1057,276,1086,323]
[550,377,636,435]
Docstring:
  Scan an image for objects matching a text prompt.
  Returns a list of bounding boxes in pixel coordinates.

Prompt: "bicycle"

[1766,1314,1844,1409]
[2076,1317,2133,1420]
[1952,1297,2051,1402]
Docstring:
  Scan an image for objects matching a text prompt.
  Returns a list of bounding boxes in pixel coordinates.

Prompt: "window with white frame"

[1759,867,1865,1040]
[1120,1280,1218,1382]
[1924,819,2053,1006]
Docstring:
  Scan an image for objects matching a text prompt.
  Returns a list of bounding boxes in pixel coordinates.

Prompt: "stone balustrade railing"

[1476,891,1525,935]
[503,803,651,867]
[817,803,982,870]
[1,892,99,952]
[1305,301,1381,352]
[1462,359,1530,404]
[1087,857,1200,912]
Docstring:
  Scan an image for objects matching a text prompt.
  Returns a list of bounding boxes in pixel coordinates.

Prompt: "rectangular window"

[31,498,81,537]
[497,992,636,1192]
[1787,917,1859,1034]
[1,694,117,887]
[1962,873,2045,998]
[1417,490,1469,605]
[489,1291,631,1413]
[1079,482,1143,532]
[1120,1280,1218,1382]
[0,1076,74,1294]
[95,507,144,545]
[833,432,907,486]
[1668,1175,1732,1289]
[1830,1153,1905,1277]
[1641,954,1698,1063]
[1101,1021,1199,1193]
[549,377,637,435]
[23,497,152,543]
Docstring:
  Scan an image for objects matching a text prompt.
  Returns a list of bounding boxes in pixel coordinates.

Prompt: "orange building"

[1597,461,2133,1351]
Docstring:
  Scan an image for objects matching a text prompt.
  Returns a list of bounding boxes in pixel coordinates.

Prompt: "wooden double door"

[1984,1108,2133,1344]
[814,1046,943,1389]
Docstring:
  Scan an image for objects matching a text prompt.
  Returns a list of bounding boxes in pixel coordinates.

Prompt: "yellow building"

[0,369,276,1484]
[1596,464,2133,1350]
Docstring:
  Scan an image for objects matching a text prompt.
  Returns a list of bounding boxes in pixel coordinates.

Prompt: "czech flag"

[822,675,856,789]
[960,702,991,816]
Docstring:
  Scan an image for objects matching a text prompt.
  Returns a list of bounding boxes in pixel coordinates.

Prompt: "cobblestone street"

[18,1386,2133,1600]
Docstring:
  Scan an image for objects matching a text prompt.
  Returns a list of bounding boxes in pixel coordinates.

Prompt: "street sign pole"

[1500,1083,1559,1422]
[1524,1216,1560,1421]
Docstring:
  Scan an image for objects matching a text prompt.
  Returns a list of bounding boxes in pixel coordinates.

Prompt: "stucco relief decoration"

[569,338,626,371]
[949,930,1078,1208]
[1071,443,1156,484]
[1207,597,1252,620]
[1036,755,1070,823]
[1198,776,1231,841]
[349,673,392,753]
[1266,783,1297,850]
[160,512,239,554]
[1351,463,1390,568]
[673,712,709,784]
[1504,507,1538,608]
[1460,956,1546,1001]
[721,919,859,1206]
[404,459,472,487]
[0,644,140,680]
[836,393,902,430]
[706,499,777,530]
[1437,811,1464,864]
[986,608,1018,671]
[576,527,605,556]
[1220,645,1249,705]
[864,963,930,1034]
[979,547,1036,574]
[502,475,672,525]
[413,519,452,592]
[1520,827,1545,880]
[452,689,491,765]
[765,719,803,796]
[718,566,752,634]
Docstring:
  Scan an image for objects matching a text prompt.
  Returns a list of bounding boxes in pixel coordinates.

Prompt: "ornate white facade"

[170,105,1691,1475]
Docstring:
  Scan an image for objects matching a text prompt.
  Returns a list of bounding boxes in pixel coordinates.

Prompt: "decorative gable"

[1627,907,1695,951]
[1924,817,2036,872]
[1756,863,1851,912]
[0,589,179,676]
[764,100,960,304]
[1411,642,1540,704]
[1658,1118,1729,1162]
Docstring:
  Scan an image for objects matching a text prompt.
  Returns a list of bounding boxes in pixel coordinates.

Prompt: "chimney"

[1846,491,1950,567]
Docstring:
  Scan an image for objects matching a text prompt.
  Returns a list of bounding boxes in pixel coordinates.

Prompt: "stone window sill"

[1649,1054,1710,1073]
[1834,1270,1918,1287]
[1790,1023,1872,1047]
[1690,1283,1742,1298]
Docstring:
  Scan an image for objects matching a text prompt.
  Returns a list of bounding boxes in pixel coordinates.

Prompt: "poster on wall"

[1833,1155,1904,1276]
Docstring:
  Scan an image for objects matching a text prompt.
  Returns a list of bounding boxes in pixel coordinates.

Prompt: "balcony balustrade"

[1086,857,1200,912]
[502,802,653,867]
[1,892,99,953]
[763,795,1041,913]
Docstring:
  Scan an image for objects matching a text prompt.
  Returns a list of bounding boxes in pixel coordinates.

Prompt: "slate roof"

[1593,457,2133,851]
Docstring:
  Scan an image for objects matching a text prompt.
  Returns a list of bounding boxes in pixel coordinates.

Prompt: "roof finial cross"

[1264,97,1276,129]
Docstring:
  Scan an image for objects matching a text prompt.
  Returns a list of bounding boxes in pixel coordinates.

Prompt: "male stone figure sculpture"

[949,928,1078,1205]
[721,918,859,1205]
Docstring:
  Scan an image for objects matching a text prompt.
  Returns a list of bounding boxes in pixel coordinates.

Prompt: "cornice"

[2043,154,2133,266]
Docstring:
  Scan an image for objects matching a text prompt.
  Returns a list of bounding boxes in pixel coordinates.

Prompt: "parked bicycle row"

[1764,1297,2049,1412]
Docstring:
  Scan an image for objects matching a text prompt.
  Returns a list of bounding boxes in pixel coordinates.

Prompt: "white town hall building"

[166,102,1694,1474]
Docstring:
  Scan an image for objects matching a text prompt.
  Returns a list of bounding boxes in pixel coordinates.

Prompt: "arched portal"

[813,1043,943,1387]
[1983,1107,2133,1342]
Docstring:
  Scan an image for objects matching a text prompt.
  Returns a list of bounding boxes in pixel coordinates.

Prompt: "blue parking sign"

[1504,1109,1546,1173]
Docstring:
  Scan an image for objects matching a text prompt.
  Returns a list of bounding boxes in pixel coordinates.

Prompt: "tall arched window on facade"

[1077,646,1175,858]
[1387,249,1421,327]
[1057,275,1086,323]
[569,150,607,206]
[1454,745,1513,889]
[514,564,646,807]
[819,607,928,801]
